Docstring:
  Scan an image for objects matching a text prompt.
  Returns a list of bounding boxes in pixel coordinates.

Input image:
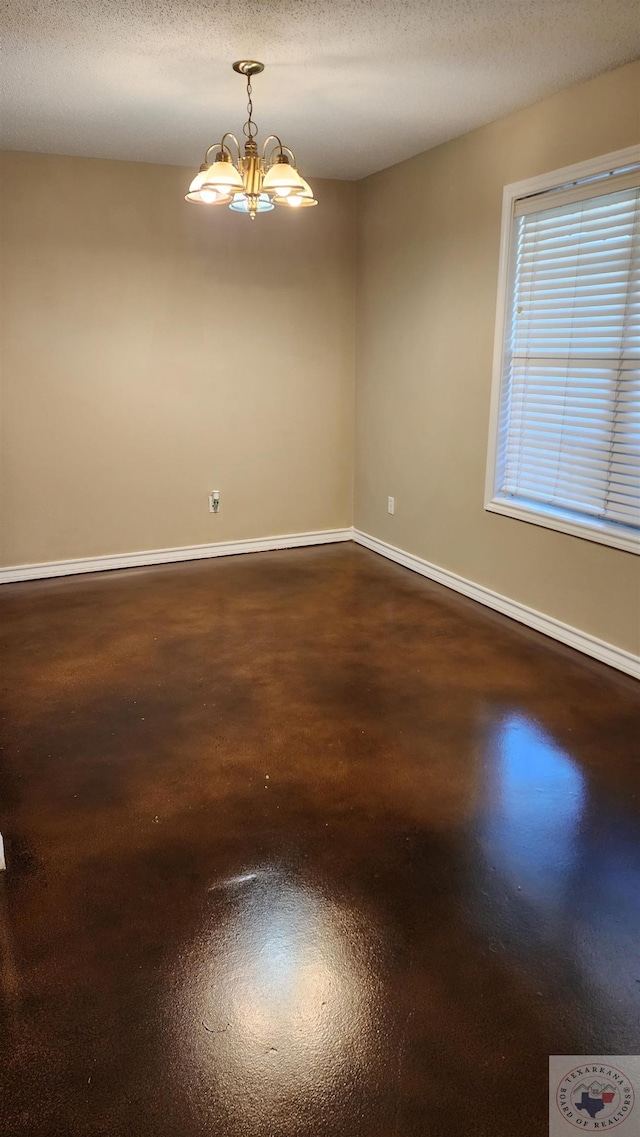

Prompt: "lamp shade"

[274,176,317,208]
[185,156,245,203]
[229,193,275,214]
[185,168,233,204]
[262,160,307,197]
[202,157,245,192]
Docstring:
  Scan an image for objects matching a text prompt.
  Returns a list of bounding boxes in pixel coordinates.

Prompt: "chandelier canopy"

[186,61,317,220]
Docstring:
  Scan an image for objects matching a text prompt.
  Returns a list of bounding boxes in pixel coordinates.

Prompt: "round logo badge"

[556,1064,636,1130]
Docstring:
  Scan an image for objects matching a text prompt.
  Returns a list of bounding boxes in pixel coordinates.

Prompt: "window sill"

[485,496,640,555]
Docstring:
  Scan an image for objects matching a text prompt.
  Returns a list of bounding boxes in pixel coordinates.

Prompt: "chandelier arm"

[220,133,242,162]
[203,135,242,167]
[261,134,284,161]
[204,140,230,165]
[264,142,298,169]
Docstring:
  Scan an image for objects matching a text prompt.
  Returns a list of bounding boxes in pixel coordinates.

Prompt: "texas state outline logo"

[553,1061,636,1131]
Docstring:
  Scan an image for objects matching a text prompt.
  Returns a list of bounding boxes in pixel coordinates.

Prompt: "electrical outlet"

[209,491,220,514]
[387,496,395,515]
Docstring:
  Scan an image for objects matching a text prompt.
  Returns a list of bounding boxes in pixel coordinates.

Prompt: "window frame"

[485,145,640,556]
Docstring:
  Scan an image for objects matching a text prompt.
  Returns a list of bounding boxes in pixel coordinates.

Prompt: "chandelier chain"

[243,75,258,141]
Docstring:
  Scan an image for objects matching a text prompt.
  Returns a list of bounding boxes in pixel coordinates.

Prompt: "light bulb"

[288,195,303,207]
[200,188,218,203]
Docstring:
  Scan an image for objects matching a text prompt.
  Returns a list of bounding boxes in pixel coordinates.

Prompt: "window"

[486,147,640,554]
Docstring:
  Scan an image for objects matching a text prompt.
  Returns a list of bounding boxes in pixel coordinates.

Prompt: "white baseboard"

[2,525,637,679]
[0,528,353,585]
[353,529,640,680]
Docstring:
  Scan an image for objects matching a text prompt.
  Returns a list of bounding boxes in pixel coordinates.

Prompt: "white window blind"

[495,176,640,540]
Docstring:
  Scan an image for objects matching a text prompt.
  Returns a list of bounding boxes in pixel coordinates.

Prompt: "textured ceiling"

[1,0,638,180]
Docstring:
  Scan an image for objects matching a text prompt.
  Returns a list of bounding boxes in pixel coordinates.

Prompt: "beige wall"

[2,63,639,655]
[355,61,640,655]
[0,153,355,566]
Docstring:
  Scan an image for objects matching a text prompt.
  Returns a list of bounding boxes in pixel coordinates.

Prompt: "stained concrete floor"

[0,542,639,1136]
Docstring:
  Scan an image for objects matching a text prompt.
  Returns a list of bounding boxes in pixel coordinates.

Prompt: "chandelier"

[185,61,317,220]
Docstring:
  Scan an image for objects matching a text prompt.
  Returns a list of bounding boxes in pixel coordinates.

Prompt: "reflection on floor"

[476,713,640,1031]
[0,543,638,1136]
